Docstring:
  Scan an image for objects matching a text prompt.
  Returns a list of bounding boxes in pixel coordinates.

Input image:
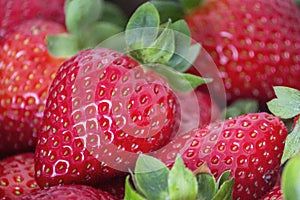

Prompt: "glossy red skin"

[0,0,65,38]
[152,112,288,200]
[35,48,178,188]
[260,185,284,200]
[20,185,116,200]
[185,0,300,104]
[0,19,67,158]
[0,153,39,199]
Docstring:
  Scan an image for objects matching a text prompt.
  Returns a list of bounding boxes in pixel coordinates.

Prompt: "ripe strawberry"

[97,175,126,200]
[20,184,116,200]
[183,0,300,103]
[0,19,67,157]
[152,112,288,199]
[34,48,178,188]
[0,153,39,199]
[0,0,65,38]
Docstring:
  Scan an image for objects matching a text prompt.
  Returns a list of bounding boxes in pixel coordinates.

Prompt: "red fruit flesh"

[20,184,116,200]
[35,48,178,188]
[153,112,288,199]
[0,0,65,38]
[0,153,39,199]
[0,19,67,158]
[186,0,300,103]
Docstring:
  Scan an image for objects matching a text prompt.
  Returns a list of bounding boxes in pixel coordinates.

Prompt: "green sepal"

[151,1,185,23]
[47,34,80,58]
[168,157,198,200]
[211,178,234,200]
[146,64,212,92]
[134,154,170,200]
[78,22,122,49]
[65,0,103,35]
[282,155,300,200]
[124,176,146,200]
[222,99,259,119]
[281,121,300,164]
[142,22,175,64]
[101,1,127,28]
[167,20,200,72]
[216,170,231,188]
[196,173,217,200]
[125,2,160,50]
[267,86,300,119]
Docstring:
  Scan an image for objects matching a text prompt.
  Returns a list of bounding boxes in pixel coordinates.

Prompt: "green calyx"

[124,155,234,200]
[47,0,126,58]
[267,86,300,164]
[124,2,209,92]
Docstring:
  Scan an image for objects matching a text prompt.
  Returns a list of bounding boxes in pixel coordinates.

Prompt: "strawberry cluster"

[0,0,299,200]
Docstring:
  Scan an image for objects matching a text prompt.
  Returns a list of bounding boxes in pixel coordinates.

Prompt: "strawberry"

[0,0,65,38]
[20,184,116,200]
[154,0,300,104]
[0,153,39,199]
[0,19,67,158]
[97,175,127,200]
[260,185,283,200]
[34,2,205,189]
[152,112,288,199]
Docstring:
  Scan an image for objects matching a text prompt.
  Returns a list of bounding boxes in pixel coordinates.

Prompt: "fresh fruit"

[20,184,116,200]
[260,185,283,200]
[153,0,300,104]
[0,0,65,38]
[0,19,67,158]
[152,112,288,199]
[97,175,127,200]
[34,2,205,189]
[0,153,39,199]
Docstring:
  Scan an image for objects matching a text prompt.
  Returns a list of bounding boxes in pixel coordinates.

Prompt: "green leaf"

[47,34,80,58]
[151,1,184,23]
[211,178,234,200]
[146,64,212,92]
[78,22,122,49]
[142,24,175,64]
[281,121,300,164]
[134,154,170,200]
[167,20,201,72]
[196,173,217,200]
[282,156,300,200]
[101,1,127,27]
[125,2,160,50]
[124,176,146,200]
[216,171,231,189]
[168,157,198,200]
[65,0,103,35]
[267,86,300,119]
[180,0,204,12]
[222,99,259,119]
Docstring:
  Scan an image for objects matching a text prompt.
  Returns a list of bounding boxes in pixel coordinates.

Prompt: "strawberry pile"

[0,0,300,200]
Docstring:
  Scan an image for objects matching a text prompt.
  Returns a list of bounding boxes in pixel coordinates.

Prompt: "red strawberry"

[0,0,65,38]
[152,112,288,199]
[0,19,67,157]
[20,184,116,200]
[183,0,300,104]
[97,175,126,200]
[0,153,39,199]
[34,48,178,188]
[260,185,284,200]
